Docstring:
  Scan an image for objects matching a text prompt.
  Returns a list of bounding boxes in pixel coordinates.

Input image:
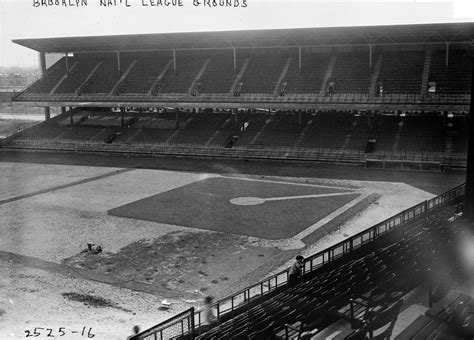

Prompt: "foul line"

[219,175,356,191]
[263,192,357,202]
[292,192,371,240]
[0,168,135,205]
[230,191,358,206]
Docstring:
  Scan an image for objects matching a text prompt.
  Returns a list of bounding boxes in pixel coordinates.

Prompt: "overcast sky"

[1,0,473,67]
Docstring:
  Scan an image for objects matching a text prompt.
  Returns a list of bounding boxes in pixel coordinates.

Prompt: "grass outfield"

[108,177,360,239]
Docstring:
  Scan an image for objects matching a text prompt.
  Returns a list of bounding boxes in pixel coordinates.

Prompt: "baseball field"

[0,150,465,338]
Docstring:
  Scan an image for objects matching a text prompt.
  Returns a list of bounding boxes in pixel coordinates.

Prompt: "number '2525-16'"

[24,327,95,337]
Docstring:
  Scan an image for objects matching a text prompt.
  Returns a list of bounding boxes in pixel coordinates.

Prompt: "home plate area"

[108,177,360,240]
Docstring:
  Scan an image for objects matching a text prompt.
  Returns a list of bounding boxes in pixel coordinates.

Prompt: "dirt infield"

[0,151,465,339]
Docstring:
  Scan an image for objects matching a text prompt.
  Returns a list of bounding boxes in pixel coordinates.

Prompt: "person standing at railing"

[288,255,304,286]
[199,296,218,334]
[127,325,140,340]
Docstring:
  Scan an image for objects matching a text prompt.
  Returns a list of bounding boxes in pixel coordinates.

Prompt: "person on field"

[87,242,103,254]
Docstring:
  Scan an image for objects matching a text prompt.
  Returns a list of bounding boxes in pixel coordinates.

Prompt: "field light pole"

[464,55,474,221]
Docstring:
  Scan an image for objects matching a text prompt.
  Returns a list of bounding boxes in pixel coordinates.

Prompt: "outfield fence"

[130,183,465,340]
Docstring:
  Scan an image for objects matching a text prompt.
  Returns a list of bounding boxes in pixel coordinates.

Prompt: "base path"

[0,168,134,205]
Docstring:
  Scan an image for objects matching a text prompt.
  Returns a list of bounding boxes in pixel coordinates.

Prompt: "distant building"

[0,74,28,87]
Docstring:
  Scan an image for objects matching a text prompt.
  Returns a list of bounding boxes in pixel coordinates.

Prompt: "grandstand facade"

[3,22,473,169]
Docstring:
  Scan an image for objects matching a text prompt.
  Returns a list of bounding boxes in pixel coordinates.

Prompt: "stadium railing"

[129,183,465,340]
[7,137,465,167]
[6,138,367,164]
[12,91,470,106]
[131,308,195,340]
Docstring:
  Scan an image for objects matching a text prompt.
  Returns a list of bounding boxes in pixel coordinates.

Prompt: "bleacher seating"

[169,130,215,145]
[133,115,177,130]
[377,51,424,94]
[112,128,139,144]
[119,55,171,94]
[165,111,231,145]
[14,47,472,105]
[59,126,108,141]
[159,55,207,93]
[199,53,240,93]
[232,111,271,147]
[185,112,231,130]
[129,128,176,144]
[82,57,132,94]
[284,54,331,94]
[372,115,400,153]
[9,108,467,162]
[22,58,67,94]
[268,111,311,132]
[251,112,310,148]
[239,54,289,94]
[299,111,353,149]
[330,53,372,94]
[191,200,464,340]
[81,113,136,127]
[55,57,99,93]
[451,136,468,154]
[9,45,472,165]
[397,115,447,154]
[20,125,65,139]
[429,49,472,94]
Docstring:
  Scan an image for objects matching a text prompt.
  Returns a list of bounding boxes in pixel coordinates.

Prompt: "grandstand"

[2,22,474,339]
[2,22,472,170]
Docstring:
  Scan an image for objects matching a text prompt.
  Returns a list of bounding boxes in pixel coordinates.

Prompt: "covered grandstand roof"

[12,22,474,54]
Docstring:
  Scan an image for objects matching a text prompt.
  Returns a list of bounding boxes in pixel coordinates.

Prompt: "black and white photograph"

[1,0,474,338]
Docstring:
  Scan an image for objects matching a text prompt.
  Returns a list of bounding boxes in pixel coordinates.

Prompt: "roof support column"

[175,108,180,129]
[233,47,237,74]
[369,44,373,69]
[39,52,50,120]
[69,107,74,125]
[117,51,121,76]
[298,45,302,74]
[61,106,68,124]
[173,49,177,75]
[445,42,450,68]
[65,52,69,77]
[39,52,47,76]
[43,107,51,120]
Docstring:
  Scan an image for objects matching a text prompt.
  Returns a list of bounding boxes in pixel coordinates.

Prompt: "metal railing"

[7,137,467,168]
[130,308,194,340]
[132,183,465,339]
[13,91,470,105]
